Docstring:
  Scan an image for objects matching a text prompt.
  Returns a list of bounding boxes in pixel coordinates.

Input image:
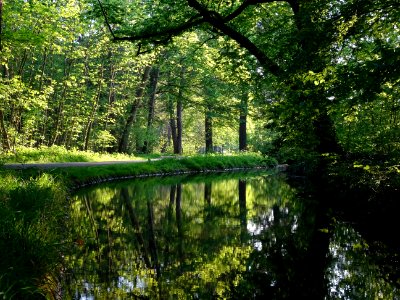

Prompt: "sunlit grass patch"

[53,153,277,187]
[0,145,144,163]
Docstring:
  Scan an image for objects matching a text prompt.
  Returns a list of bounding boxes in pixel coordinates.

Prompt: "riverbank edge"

[0,154,279,298]
[42,155,279,190]
[71,166,279,189]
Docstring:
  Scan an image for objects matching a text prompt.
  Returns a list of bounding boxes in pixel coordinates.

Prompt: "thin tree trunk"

[83,71,103,151]
[239,95,248,151]
[142,67,159,153]
[118,66,151,153]
[0,109,10,151]
[313,106,342,154]
[104,64,116,133]
[38,47,50,92]
[160,121,172,153]
[168,97,178,153]
[176,97,183,154]
[51,86,67,146]
[205,105,213,153]
[51,56,72,146]
[17,49,29,78]
[175,67,185,154]
[0,1,10,151]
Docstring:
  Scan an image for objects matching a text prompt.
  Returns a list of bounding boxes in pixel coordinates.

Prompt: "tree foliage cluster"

[0,0,260,156]
[1,0,399,160]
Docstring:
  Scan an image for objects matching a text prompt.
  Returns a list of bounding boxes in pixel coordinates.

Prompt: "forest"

[0,0,398,161]
[1,0,400,298]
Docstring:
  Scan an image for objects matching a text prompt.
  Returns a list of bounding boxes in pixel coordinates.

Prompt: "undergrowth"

[0,173,69,299]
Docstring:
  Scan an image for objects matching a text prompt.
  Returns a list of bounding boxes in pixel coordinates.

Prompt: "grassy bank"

[0,174,68,299]
[0,152,275,298]
[57,154,277,188]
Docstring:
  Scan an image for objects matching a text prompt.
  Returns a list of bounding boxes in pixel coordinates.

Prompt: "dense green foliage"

[1,0,400,297]
[0,0,258,155]
[0,173,68,299]
[1,0,398,160]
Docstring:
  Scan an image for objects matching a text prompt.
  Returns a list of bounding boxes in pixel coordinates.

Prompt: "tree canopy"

[0,0,399,160]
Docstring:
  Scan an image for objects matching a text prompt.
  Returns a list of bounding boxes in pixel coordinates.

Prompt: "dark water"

[62,172,400,299]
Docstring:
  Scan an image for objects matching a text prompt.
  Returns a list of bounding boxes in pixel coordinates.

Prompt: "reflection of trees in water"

[328,222,399,299]
[62,174,400,299]
[64,178,257,298]
[230,174,400,299]
[239,179,247,243]
[232,178,332,299]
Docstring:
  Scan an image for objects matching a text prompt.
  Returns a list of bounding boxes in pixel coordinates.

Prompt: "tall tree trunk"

[38,47,50,92]
[160,120,172,153]
[50,56,72,146]
[104,61,116,136]
[169,110,178,152]
[0,109,10,151]
[0,3,9,151]
[167,93,178,153]
[51,86,66,146]
[35,48,51,146]
[239,94,248,151]
[313,105,342,154]
[290,3,342,156]
[118,66,151,153]
[176,96,183,154]
[205,105,213,153]
[168,90,183,155]
[17,49,29,78]
[83,75,102,151]
[142,66,159,153]
[175,67,185,155]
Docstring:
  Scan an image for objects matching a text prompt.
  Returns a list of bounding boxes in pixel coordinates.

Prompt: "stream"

[60,171,400,299]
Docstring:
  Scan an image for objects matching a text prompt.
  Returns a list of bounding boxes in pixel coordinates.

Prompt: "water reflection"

[61,172,400,299]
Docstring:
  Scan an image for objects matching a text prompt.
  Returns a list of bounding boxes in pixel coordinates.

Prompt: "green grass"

[0,151,276,297]
[0,173,69,299]
[48,153,277,187]
[0,145,147,164]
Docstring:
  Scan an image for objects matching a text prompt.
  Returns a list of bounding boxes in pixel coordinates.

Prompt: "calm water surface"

[62,172,399,299]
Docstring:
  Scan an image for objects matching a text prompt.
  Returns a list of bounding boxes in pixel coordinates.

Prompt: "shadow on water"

[60,170,400,299]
